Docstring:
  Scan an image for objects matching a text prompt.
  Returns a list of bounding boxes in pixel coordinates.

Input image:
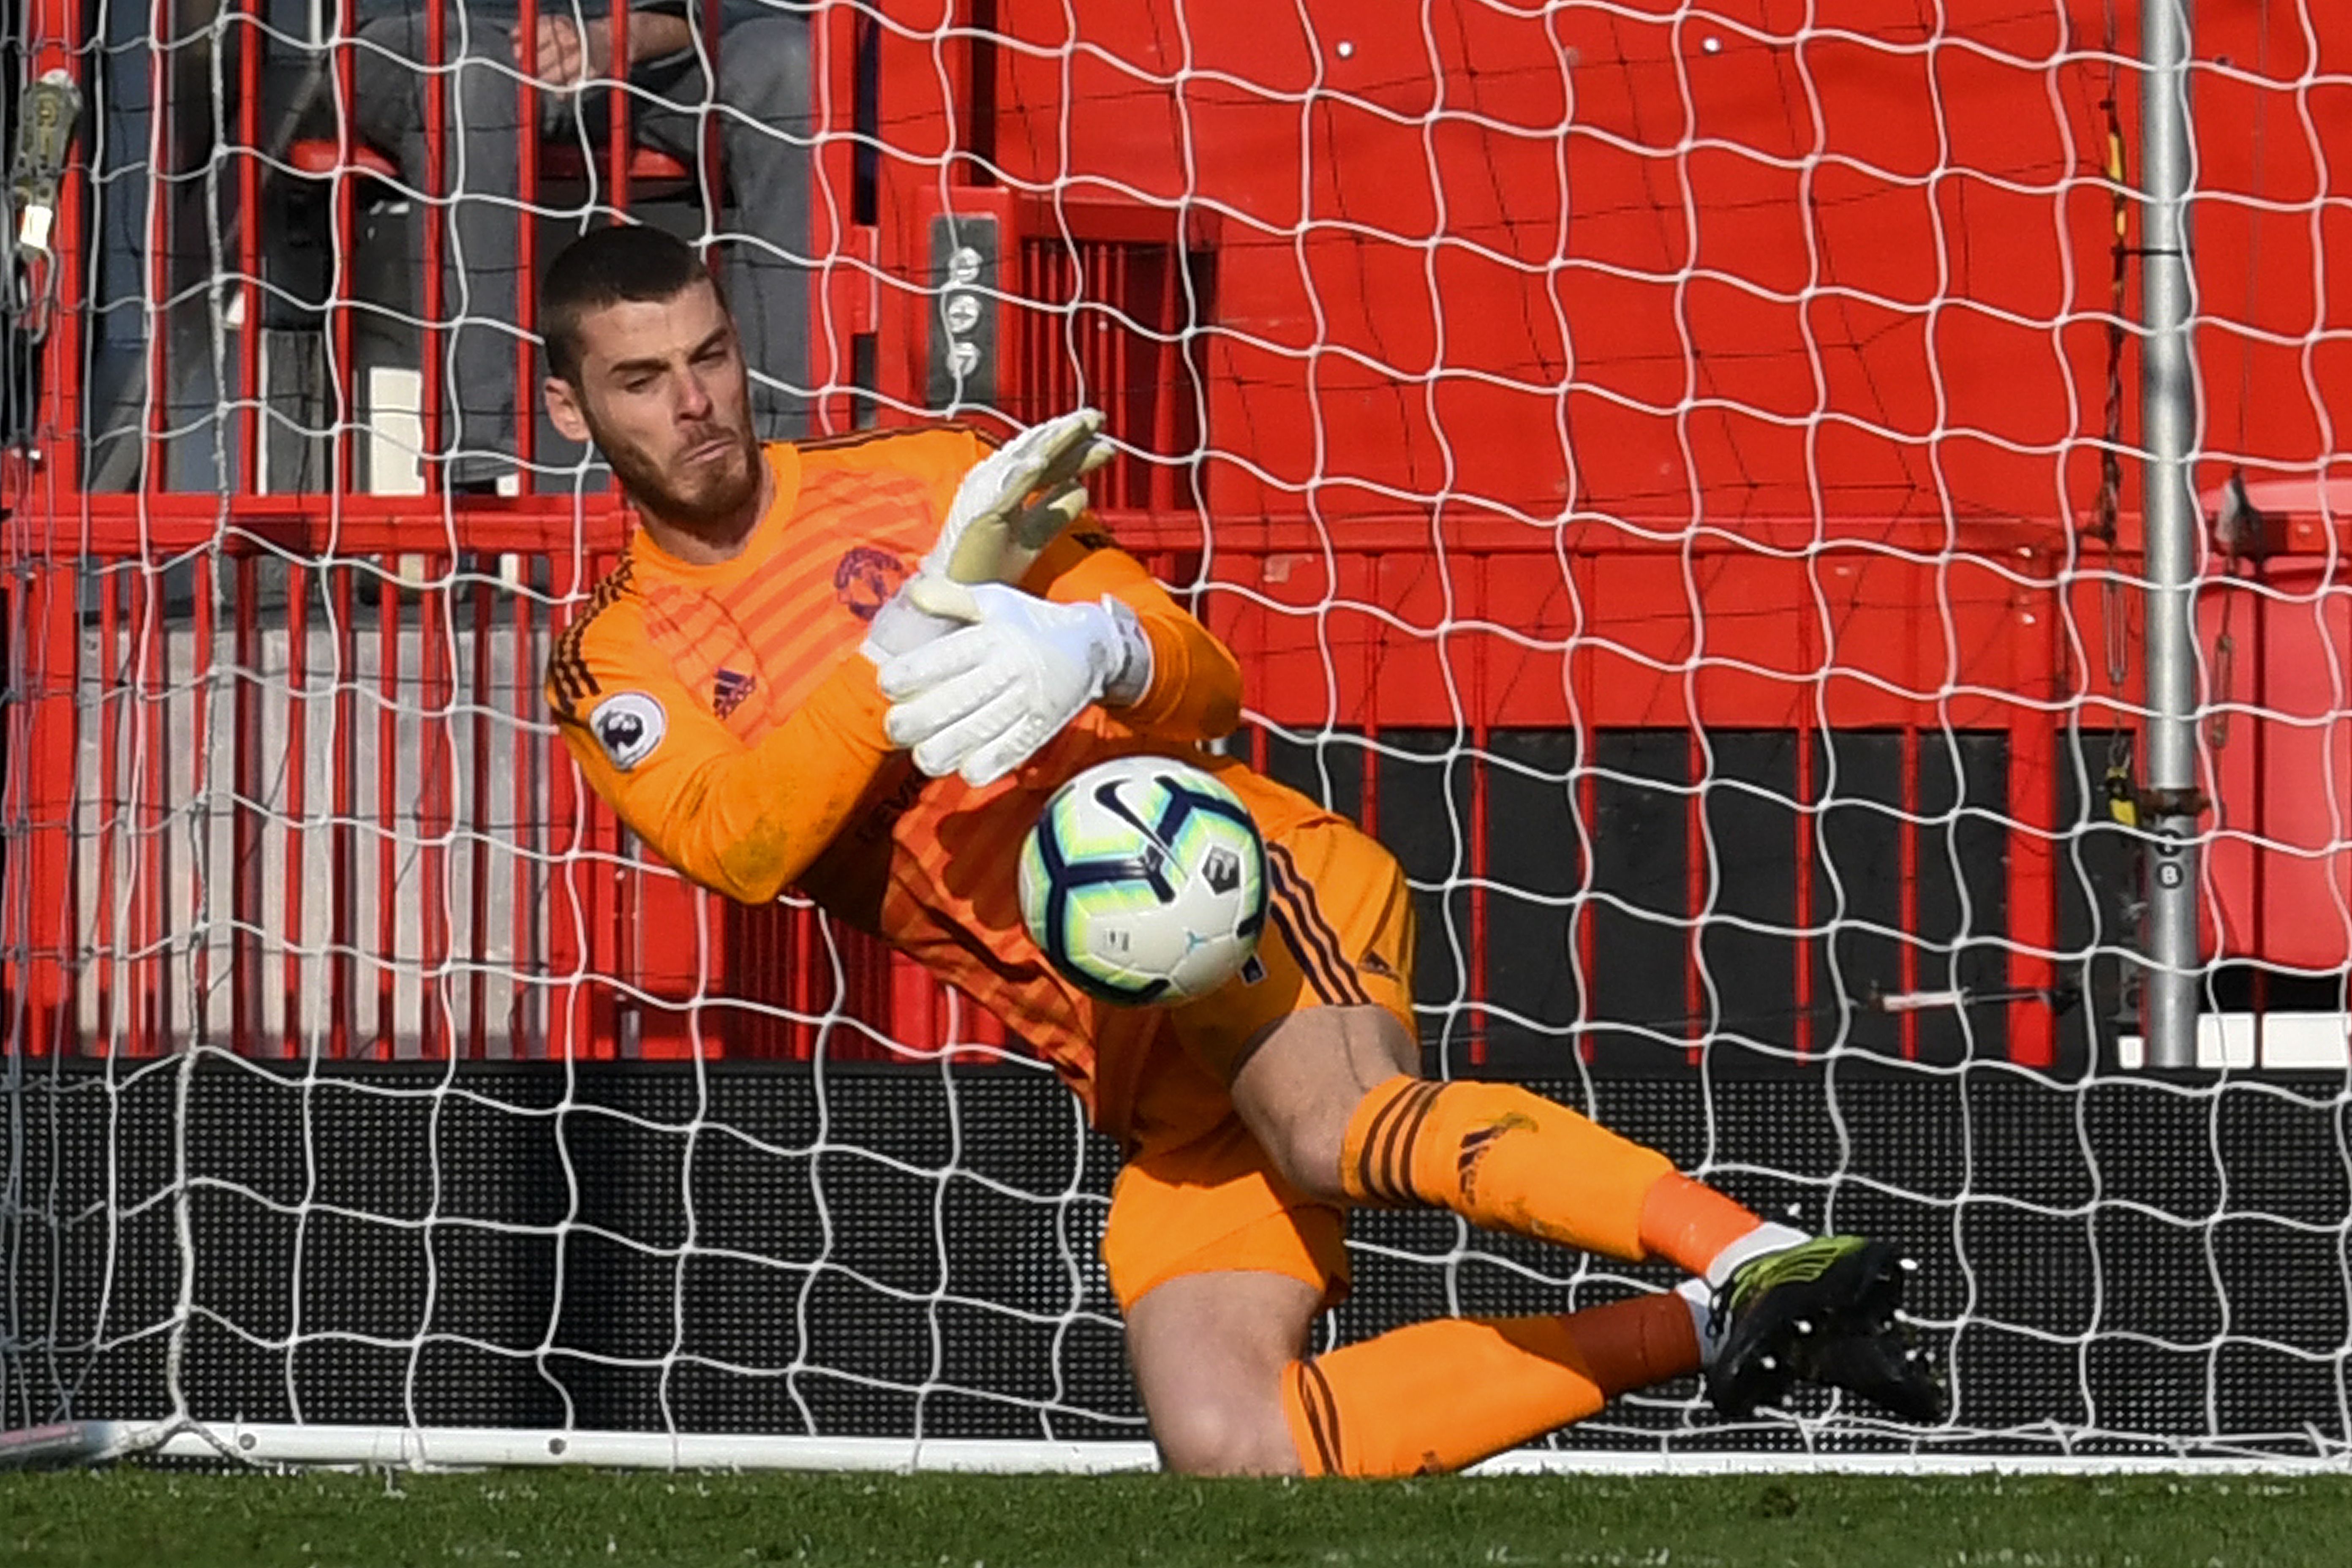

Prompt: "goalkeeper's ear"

[544,374,590,445]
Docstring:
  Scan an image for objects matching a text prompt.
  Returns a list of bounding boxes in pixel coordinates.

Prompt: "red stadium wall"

[881,0,2352,531]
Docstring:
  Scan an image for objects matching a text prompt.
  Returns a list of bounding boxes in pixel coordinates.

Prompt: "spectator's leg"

[637,12,813,440]
[84,14,162,490]
[351,11,533,486]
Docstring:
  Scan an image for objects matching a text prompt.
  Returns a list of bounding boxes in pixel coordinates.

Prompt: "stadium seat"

[284,136,701,197]
[538,141,699,192]
[286,139,400,182]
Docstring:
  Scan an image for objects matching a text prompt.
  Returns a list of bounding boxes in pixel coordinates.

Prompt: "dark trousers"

[350,8,812,481]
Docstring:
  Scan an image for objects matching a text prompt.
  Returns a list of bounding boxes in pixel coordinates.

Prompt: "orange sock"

[1337,1076,1678,1259]
[1635,1172,1775,1278]
[1280,1293,1700,1477]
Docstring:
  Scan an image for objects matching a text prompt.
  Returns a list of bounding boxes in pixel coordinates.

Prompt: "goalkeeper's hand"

[875,578,1153,787]
[863,409,1114,663]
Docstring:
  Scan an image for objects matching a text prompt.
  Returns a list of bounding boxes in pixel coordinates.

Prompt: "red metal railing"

[6,494,2077,1066]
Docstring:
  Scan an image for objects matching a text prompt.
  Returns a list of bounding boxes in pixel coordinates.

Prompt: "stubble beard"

[594,413,762,536]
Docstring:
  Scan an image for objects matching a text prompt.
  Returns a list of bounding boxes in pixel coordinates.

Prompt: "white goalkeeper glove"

[862,409,1115,663]
[876,578,1154,787]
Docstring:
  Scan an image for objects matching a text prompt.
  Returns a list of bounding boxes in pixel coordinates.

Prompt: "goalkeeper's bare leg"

[1122,1004,1940,1478]
[1127,1270,1323,1476]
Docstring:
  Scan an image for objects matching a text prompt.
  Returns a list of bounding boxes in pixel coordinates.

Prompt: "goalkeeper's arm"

[861,407,1241,784]
[548,615,900,906]
[875,528,1243,787]
[1020,526,1241,743]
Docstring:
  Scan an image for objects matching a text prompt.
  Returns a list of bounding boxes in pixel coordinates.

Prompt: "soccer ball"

[1018,754,1269,1006]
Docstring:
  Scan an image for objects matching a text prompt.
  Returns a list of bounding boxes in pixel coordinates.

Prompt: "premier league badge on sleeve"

[590,691,667,772]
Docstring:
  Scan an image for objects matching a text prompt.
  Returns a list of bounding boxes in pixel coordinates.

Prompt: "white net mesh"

[9,0,2352,1464]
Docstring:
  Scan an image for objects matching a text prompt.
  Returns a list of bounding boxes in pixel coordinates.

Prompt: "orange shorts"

[1096,813,1418,1313]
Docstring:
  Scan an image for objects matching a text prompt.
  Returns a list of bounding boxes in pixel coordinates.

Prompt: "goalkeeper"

[538,225,1945,1476]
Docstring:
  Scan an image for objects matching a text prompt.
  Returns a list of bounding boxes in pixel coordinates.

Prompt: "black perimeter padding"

[6,1056,2347,1459]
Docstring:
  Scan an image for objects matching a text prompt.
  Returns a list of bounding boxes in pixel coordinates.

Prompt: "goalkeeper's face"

[544,280,762,534]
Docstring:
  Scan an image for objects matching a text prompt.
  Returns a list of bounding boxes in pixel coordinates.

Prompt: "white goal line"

[12,1422,2351,1477]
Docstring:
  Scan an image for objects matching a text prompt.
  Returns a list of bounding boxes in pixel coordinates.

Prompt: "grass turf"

[8,1470,2352,1567]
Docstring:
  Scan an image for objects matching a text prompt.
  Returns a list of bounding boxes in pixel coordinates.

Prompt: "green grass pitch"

[8,1470,2352,1566]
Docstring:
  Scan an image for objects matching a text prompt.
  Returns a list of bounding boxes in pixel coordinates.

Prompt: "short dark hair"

[539,224,727,384]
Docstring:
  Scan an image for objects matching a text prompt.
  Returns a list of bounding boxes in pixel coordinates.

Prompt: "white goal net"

[8,0,2352,1468]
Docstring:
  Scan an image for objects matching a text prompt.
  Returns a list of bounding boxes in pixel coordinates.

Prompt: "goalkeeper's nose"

[674,369,716,424]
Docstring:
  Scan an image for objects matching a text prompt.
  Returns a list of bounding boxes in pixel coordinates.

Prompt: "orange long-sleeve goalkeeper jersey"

[545,425,1326,1122]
